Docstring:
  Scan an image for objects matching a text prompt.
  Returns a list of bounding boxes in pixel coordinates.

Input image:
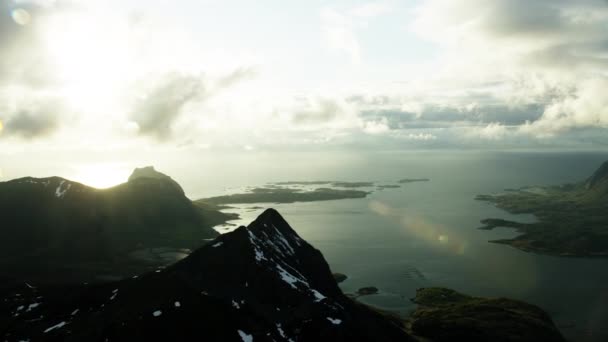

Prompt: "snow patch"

[152,310,162,317]
[212,242,223,248]
[232,300,241,309]
[310,289,326,302]
[54,181,71,198]
[275,265,302,289]
[43,321,67,333]
[174,301,181,308]
[71,309,79,316]
[237,330,253,342]
[327,317,342,325]
[27,303,40,311]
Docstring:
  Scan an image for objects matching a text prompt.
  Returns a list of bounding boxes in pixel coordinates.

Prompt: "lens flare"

[0,119,4,134]
[11,8,31,26]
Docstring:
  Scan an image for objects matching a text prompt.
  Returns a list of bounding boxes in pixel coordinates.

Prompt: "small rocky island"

[399,178,430,184]
[476,160,608,257]
[407,288,565,342]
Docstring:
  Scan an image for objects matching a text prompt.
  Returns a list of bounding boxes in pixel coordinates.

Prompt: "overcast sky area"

[0,0,607,188]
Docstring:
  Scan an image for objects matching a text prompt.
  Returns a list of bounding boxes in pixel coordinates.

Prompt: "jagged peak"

[128,166,184,194]
[128,166,171,182]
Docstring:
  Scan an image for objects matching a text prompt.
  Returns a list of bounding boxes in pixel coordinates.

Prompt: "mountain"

[585,160,608,197]
[0,167,232,284]
[0,209,565,341]
[0,209,413,341]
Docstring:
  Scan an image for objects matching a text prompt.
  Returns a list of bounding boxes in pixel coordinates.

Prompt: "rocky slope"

[0,167,232,284]
[0,209,565,342]
[0,209,413,342]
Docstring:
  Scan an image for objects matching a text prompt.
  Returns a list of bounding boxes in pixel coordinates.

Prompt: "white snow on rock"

[310,289,326,302]
[272,225,295,255]
[43,321,67,333]
[212,242,223,248]
[276,323,294,341]
[16,305,24,311]
[327,317,342,325]
[174,301,181,308]
[247,229,267,262]
[110,289,118,300]
[54,181,71,198]
[232,300,241,309]
[71,309,79,316]
[27,303,40,311]
[275,265,303,289]
[238,329,253,342]
[152,310,162,317]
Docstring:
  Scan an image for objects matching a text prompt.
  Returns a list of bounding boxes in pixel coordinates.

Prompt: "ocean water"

[191,151,608,342]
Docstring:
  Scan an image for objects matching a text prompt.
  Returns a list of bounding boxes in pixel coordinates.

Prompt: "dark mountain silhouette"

[0,167,232,284]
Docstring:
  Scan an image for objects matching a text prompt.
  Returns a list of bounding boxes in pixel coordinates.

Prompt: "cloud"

[409,0,608,139]
[129,68,255,140]
[0,1,72,89]
[321,2,390,65]
[289,97,358,129]
[361,117,390,134]
[0,96,65,139]
[520,78,608,137]
[129,73,206,140]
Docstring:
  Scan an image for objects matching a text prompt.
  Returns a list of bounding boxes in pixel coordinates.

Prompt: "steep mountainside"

[0,209,565,341]
[585,160,608,197]
[0,209,414,342]
[0,167,231,284]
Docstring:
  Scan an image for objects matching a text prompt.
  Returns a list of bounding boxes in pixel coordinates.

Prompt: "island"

[272,181,375,188]
[407,287,565,342]
[398,178,430,184]
[377,184,401,190]
[196,187,370,205]
[476,160,608,257]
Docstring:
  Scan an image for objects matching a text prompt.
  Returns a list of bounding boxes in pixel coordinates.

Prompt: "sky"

[0,0,607,188]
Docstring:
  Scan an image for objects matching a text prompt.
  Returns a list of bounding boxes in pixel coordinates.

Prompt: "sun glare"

[72,163,131,189]
[42,10,132,110]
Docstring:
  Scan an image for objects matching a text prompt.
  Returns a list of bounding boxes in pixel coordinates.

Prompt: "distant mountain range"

[0,209,565,342]
[0,166,234,284]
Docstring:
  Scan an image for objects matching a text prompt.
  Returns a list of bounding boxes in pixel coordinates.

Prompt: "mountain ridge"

[0,167,230,284]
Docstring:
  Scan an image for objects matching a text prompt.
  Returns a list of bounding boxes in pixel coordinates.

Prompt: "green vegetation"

[408,287,566,342]
[196,187,369,205]
[476,161,608,257]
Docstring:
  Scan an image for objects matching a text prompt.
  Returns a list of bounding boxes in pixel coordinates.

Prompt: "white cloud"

[408,0,608,139]
[361,117,390,134]
[321,2,390,65]
[406,132,437,141]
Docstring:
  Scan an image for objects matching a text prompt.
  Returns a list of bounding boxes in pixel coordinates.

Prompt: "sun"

[71,163,131,189]
[41,8,133,110]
